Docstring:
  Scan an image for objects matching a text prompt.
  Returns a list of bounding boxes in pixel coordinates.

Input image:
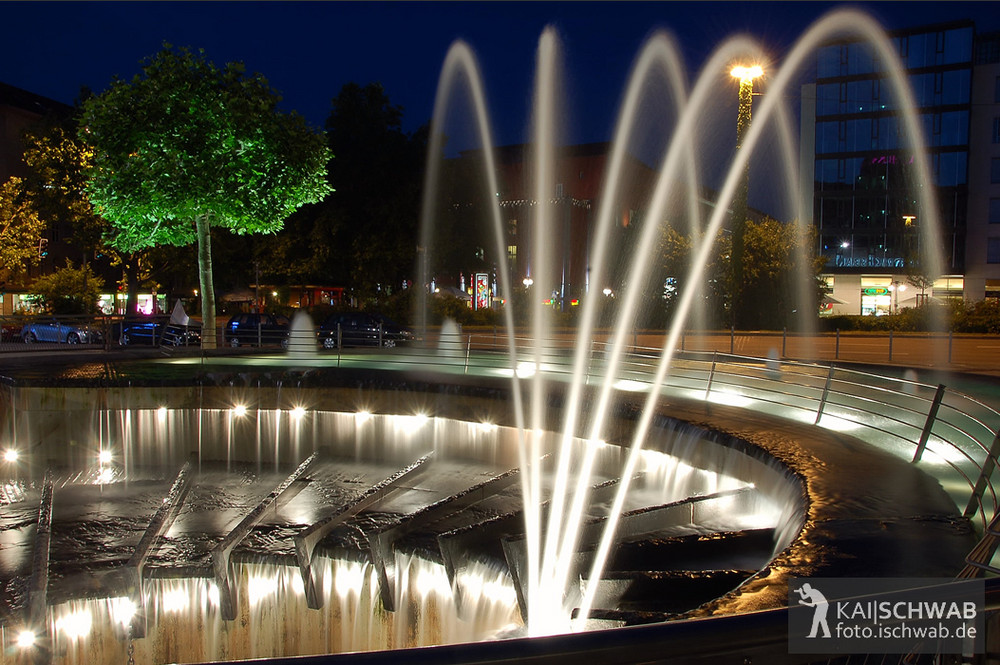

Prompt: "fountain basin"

[0,365,974,664]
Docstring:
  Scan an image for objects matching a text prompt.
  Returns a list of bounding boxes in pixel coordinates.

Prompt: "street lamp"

[888,280,907,314]
[729,64,763,330]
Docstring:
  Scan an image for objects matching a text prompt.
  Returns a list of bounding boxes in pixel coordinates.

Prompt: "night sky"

[2,1,998,153]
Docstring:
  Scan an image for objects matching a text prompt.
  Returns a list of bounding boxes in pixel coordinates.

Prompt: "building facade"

[802,21,977,315]
[442,143,659,309]
[966,32,1000,301]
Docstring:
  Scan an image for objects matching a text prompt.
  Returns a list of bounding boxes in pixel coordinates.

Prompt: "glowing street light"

[729,63,763,330]
[730,64,763,82]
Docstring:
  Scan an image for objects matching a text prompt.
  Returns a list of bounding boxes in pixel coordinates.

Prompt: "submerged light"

[290,406,307,420]
[98,449,113,465]
[16,630,36,648]
[108,597,136,627]
[3,449,18,463]
[231,404,248,417]
[55,609,92,640]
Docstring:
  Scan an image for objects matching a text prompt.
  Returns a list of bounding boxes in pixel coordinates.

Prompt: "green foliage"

[952,300,1000,333]
[79,45,332,251]
[30,260,104,314]
[426,294,503,327]
[657,216,822,330]
[0,178,45,282]
[818,299,1000,333]
[21,122,106,252]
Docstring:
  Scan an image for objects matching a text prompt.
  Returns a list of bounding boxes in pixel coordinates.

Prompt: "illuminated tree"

[30,259,103,315]
[23,120,173,316]
[0,178,45,285]
[79,45,332,347]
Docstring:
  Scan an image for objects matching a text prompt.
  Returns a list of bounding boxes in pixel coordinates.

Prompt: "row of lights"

[3,410,505,469]
[3,448,115,466]
[14,556,517,649]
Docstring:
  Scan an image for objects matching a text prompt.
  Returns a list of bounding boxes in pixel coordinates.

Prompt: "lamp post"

[730,65,762,330]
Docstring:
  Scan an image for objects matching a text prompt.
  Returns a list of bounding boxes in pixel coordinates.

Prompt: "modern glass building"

[801,21,975,315]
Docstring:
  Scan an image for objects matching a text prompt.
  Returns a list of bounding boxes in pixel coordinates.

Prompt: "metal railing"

[335,331,1000,539]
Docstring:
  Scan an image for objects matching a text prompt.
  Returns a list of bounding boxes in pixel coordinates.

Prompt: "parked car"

[224,312,290,347]
[318,312,415,349]
[1,322,21,343]
[21,318,103,344]
[115,319,202,347]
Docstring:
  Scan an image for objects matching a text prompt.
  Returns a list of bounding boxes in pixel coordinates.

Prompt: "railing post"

[814,365,836,425]
[888,329,893,362]
[912,384,947,463]
[835,328,840,360]
[949,331,953,364]
[964,431,1000,522]
[337,323,342,367]
[782,328,787,358]
[465,334,472,374]
[704,351,718,402]
[730,326,735,355]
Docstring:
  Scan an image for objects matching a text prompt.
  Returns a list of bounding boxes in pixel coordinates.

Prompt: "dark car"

[224,312,290,348]
[318,312,415,349]
[116,319,202,347]
[1,322,21,343]
[21,317,103,344]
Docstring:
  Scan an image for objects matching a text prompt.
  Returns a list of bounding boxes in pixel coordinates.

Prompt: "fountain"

[287,310,319,360]
[0,7,977,664]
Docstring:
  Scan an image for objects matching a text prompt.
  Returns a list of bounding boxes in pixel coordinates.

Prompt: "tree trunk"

[125,255,140,318]
[195,213,217,350]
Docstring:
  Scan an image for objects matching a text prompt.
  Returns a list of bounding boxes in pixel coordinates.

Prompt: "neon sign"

[474,273,489,311]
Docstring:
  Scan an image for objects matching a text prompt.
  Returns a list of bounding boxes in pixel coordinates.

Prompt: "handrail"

[385,334,1000,537]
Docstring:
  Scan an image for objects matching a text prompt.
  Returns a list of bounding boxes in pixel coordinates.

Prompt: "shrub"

[30,260,104,314]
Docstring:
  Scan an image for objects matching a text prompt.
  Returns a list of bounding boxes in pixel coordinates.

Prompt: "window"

[990,199,1000,225]
[989,238,1000,264]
